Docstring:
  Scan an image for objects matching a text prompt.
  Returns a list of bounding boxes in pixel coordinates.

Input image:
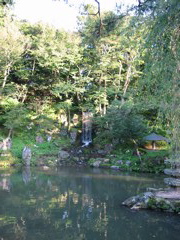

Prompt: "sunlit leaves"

[136,0,180,158]
[0,15,28,91]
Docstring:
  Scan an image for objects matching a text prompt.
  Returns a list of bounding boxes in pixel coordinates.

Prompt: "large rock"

[155,190,180,199]
[58,150,70,159]
[164,159,180,168]
[125,160,131,167]
[22,147,31,166]
[164,178,180,187]
[70,130,77,143]
[117,160,123,165]
[164,169,180,177]
[111,166,120,170]
[90,158,110,167]
[104,144,113,153]
[103,158,110,163]
[46,135,52,142]
[97,149,107,155]
[122,191,180,213]
[59,129,68,137]
[0,138,12,150]
[122,192,154,209]
[91,161,102,167]
[36,136,43,143]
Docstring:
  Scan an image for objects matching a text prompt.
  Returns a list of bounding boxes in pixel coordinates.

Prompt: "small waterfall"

[82,112,93,147]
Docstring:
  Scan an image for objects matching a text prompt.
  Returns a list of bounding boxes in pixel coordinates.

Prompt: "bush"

[94,100,148,148]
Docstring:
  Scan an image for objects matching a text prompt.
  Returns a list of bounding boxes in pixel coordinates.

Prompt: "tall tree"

[136,0,180,160]
[79,11,146,115]
[0,15,28,94]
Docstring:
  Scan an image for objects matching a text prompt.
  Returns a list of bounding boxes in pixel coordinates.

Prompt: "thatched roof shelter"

[143,133,170,142]
[143,132,170,149]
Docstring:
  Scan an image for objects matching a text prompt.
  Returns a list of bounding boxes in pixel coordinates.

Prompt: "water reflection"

[0,167,179,240]
[22,167,31,184]
[0,177,11,191]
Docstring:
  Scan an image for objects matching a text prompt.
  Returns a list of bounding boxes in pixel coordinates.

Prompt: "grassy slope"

[0,130,70,166]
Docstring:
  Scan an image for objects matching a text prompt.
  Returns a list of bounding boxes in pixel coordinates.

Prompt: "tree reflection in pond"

[0,167,179,240]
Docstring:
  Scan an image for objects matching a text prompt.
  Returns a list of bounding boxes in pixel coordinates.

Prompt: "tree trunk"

[8,128,13,138]
[1,62,12,92]
[118,60,122,91]
[103,77,107,115]
[171,34,180,162]
[123,63,131,96]
[31,59,36,75]
[67,108,71,131]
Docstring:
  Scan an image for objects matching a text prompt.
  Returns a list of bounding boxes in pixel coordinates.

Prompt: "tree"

[136,0,180,160]
[0,15,28,93]
[94,100,147,148]
[79,11,146,115]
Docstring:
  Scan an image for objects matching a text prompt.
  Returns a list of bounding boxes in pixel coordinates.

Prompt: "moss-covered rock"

[122,190,180,214]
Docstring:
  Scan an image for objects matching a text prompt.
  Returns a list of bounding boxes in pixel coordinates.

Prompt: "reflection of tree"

[13,218,27,240]
[22,167,31,184]
[0,168,179,240]
[0,177,11,191]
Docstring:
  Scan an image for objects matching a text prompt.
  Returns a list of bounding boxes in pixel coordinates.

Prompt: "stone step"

[164,178,180,187]
[155,190,180,199]
[164,159,180,168]
[164,169,180,177]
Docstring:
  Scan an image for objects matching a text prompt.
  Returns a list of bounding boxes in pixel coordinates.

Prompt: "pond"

[0,167,179,240]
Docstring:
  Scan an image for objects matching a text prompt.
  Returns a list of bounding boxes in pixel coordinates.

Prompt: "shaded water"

[0,167,179,240]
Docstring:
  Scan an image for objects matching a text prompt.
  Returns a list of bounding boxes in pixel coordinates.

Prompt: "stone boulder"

[125,160,131,167]
[111,166,120,170]
[59,129,68,137]
[58,150,70,160]
[36,136,43,143]
[103,158,110,163]
[46,135,52,142]
[0,138,12,151]
[104,143,113,152]
[70,130,77,143]
[22,147,31,166]
[90,158,111,168]
[164,178,180,187]
[164,169,180,177]
[122,192,154,209]
[122,190,180,213]
[155,190,180,199]
[97,149,107,155]
[164,159,180,168]
[117,160,123,165]
[92,161,102,168]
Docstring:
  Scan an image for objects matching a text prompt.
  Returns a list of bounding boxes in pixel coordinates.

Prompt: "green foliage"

[10,132,70,165]
[3,105,30,132]
[94,100,148,148]
[88,148,168,173]
[136,0,180,160]
[33,115,58,135]
[0,14,28,92]
[0,1,179,168]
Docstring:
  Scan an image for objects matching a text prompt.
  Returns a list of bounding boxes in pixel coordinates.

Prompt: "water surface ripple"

[0,167,179,240]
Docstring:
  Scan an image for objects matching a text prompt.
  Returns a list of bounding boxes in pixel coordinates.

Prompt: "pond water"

[0,167,179,240]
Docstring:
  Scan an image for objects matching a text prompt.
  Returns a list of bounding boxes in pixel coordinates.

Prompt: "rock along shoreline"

[122,188,180,214]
